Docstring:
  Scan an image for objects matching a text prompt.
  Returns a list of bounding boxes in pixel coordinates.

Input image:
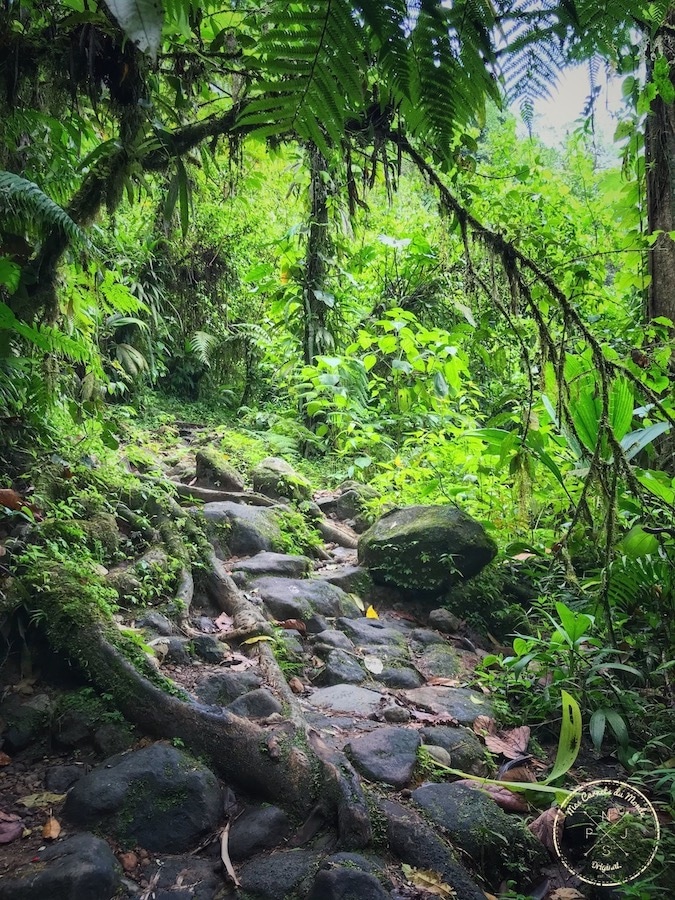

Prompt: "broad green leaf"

[635,468,675,505]
[609,376,633,440]
[0,258,20,292]
[605,709,629,747]
[616,526,659,558]
[589,709,606,752]
[102,0,164,59]
[570,387,600,453]
[621,422,671,460]
[544,690,582,784]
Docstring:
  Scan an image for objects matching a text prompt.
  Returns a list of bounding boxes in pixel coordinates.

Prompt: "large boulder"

[232,551,312,581]
[64,744,222,852]
[202,502,285,555]
[252,576,348,620]
[0,834,121,900]
[252,457,312,502]
[358,505,497,594]
[195,448,245,491]
[411,782,546,886]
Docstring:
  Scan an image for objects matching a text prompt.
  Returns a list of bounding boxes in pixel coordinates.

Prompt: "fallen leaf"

[17,792,66,809]
[401,864,456,897]
[365,605,379,619]
[548,890,584,900]
[484,725,530,759]
[220,822,240,886]
[241,635,274,645]
[289,677,305,694]
[214,613,234,632]
[276,619,307,636]
[453,779,529,812]
[499,764,537,784]
[0,752,11,766]
[42,815,61,840]
[426,677,462,687]
[472,715,496,737]
[363,655,384,675]
[349,593,365,613]
[118,851,139,872]
[0,817,22,844]
[528,806,560,854]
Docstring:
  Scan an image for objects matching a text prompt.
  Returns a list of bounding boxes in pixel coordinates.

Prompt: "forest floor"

[0,419,659,900]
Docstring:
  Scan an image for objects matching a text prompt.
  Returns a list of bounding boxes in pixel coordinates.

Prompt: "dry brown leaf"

[453,779,529,813]
[426,677,462,687]
[528,807,560,855]
[548,890,585,900]
[276,619,307,635]
[499,760,537,783]
[472,715,496,737]
[0,752,11,766]
[288,677,305,694]
[220,822,240,887]
[42,815,61,840]
[214,613,234,632]
[0,819,22,844]
[17,792,66,809]
[484,725,530,759]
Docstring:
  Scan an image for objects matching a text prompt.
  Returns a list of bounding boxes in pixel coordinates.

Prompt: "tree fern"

[0,172,87,246]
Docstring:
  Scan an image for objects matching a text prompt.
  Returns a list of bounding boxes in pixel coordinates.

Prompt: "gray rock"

[379,799,485,899]
[191,634,226,663]
[358,505,497,593]
[416,646,460,677]
[251,457,312,502]
[64,744,222,852]
[93,722,134,757]
[0,833,120,900]
[137,611,174,635]
[194,671,262,706]
[358,644,409,662]
[226,688,282,718]
[409,628,446,646]
[317,650,366,686]
[232,551,312,581]
[310,629,355,651]
[228,805,290,860]
[306,867,389,900]
[347,726,420,787]
[428,608,462,633]
[2,693,52,751]
[306,612,329,634]
[403,687,493,724]
[412,782,546,885]
[151,857,219,900]
[376,667,423,689]
[195,448,245,491]
[238,849,319,899]
[336,617,405,647]
[319,565,373,594]
[278,630,304,656]
[54,709,91,749]
[44,764,85,793]
[252,576,347,619]
[308,684,386,716]
[164,637,193,665]
[383,706,411,724]
[322,852,386,878]
[420,726,489,776]
[202,502,285,555]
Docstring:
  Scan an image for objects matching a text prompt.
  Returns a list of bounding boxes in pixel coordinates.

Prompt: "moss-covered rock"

[195,448,245,491]
[358,505,497,594]
[252,457,312,502]
[79,513,120,558]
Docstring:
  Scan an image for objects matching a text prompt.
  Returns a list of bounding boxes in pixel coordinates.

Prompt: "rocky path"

[0,439,589,900]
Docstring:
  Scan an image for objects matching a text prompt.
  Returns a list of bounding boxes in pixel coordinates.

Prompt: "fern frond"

[0,171,87,246]
[189,330,217,364]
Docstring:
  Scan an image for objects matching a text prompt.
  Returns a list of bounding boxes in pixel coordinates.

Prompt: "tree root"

[316,519,359,549]
[171,482,277,507]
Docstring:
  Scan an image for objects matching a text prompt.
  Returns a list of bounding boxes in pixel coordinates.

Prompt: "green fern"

[188,330,217,365]
[0,171,86,246]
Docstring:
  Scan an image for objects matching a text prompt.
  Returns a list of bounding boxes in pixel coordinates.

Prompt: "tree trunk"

[646,6,675,322]
[303,144,332,366]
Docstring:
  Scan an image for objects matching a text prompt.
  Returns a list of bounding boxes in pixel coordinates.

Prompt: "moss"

[275,509,322,555]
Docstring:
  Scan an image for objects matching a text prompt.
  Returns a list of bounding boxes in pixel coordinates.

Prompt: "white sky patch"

[516,64,626,155]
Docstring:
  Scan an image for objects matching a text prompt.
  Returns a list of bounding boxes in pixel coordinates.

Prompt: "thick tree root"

[316,519,359,549]
[171,482,277,507]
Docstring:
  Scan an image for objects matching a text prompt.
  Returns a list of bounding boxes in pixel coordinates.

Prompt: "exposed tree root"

[316,519,359,549]
[171,482,277,507]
